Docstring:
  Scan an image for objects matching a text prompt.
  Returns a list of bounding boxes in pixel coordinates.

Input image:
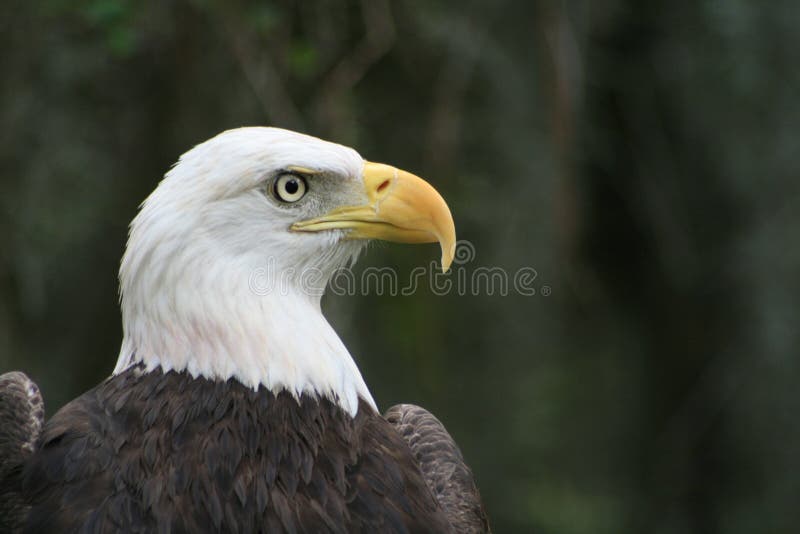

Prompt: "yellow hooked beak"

[291,162,456,272]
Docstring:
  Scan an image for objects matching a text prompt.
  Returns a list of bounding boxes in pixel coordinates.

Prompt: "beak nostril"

[376,179,391,194]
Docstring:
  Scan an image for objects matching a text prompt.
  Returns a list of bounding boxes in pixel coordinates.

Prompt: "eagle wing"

[0,372,45,532]
[384,404,491,534]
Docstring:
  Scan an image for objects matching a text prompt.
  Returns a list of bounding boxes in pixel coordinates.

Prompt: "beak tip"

[440,242,455,273]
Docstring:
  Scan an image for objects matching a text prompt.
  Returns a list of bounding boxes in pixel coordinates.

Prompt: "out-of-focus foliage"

[1,1,799,532]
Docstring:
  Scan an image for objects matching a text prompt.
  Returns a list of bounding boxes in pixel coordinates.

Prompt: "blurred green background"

[2,1,799,532]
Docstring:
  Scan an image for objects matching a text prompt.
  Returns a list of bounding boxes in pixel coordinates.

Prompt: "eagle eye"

[273,173,308,203]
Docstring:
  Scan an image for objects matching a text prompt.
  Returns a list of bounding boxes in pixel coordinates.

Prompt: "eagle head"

[115,127,455,415]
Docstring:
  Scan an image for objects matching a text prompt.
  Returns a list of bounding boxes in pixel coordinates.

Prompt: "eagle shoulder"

[385,403,491,534]
[0,371,45,532]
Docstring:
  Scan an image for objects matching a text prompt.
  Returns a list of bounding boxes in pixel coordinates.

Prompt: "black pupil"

[284,178,299,195]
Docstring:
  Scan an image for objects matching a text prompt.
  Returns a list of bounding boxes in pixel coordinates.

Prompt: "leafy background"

[2,1,799,532]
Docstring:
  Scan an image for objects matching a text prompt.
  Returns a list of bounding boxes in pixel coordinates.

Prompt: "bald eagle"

[0,128,489,533]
